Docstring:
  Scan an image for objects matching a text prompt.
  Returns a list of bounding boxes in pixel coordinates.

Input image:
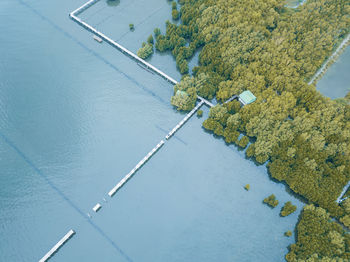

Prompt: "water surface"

[317,45,350,99]
[0,0,303,261]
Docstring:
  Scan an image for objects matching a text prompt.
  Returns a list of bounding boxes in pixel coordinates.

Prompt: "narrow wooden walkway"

[70,0,214,108]
[39,230,75,262]
[108,140,165,197]
[166,101,204,140]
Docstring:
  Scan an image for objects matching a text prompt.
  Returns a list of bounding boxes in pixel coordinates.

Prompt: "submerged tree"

[263,194,279,208]
[280,201,297,217]
[137,43,153,59]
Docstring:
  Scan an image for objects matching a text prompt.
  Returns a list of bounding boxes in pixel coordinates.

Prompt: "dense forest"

[151,0,350,260]
[287,205,350,261]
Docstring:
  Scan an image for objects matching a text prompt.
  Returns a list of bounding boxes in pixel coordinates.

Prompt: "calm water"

[0,0,303,261]
[317,45,350,99]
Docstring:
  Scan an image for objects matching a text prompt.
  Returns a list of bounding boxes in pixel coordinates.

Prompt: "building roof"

[239,90,256,105]
[176,90,188,98]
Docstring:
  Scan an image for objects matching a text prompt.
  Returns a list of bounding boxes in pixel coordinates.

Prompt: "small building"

[176,90,188,98]
[239,90,256,105]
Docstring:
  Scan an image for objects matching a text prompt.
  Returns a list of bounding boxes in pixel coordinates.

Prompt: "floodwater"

[316,45,350,99]
[0,0,303,261]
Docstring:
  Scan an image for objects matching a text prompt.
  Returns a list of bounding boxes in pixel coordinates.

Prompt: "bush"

[238,136,249,148]
[172,9,180,20]
[280,201,297,217]
[147,35,154,44]
[263,194,279,208]
[154,28,161,37]
[137,43,153,59]
[285,230,292,237]
[197,109,203,117]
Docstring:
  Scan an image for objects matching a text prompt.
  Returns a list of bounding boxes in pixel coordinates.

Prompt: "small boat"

[93,35,103,43]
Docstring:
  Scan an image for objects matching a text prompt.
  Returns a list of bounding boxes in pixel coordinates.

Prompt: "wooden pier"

[69,0,213,201]
[108,140,165,197]
[39,230,75,262]
[166,101,204,140]
[69,0,214,108]
[224,95,238,104]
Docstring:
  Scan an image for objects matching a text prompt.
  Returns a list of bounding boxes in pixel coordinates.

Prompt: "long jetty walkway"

[68,0,213,233]
[166,100,204,140]
[108,140,165,197]
[39,230,75,262]
[336,181,350,204]
[308,33,350,85]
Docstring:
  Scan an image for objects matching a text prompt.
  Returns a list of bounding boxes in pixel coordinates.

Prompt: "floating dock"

[108,140,165,197]
[39,229,75,262]
[92,203,102,212]
[166,101,204,140]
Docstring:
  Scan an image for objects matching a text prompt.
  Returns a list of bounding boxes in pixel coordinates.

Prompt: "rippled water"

[0,1,303,261]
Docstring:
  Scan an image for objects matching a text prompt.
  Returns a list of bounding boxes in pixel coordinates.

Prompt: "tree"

[285,231,292,237]
[137,43,153,59]
[129,23,134,31]
[172,9,180,20]
[147,35,154,44]
[238,136,249,148]
[197,109,203,117]
[154,28,161,37]
[263,194,279,208]
[280,201,297,217]
[244,184,250,191]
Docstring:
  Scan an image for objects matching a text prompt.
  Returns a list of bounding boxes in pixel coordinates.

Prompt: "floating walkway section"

[166,101,204,140]
[308,33,350,85]
[108,140,165,197]
[336,181,350,204]
[39,229,75,262]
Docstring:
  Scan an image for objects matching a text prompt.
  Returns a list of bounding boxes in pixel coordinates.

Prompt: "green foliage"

[280,201,297,217]
[154,28,161,37]
[197,109,203,117]
[129,23,134,31]
[286,205,350,261]
[263,194,279,208]
[285,230,292,237]
[172,9,180,20]
[171,1,177,10]
[147,35,154,44]
[237,136,249,149]
[157,0,350,218]
[137,43,153,59]
[244,184,250,191]
[156,0,350,259]
[171,76,197,111]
